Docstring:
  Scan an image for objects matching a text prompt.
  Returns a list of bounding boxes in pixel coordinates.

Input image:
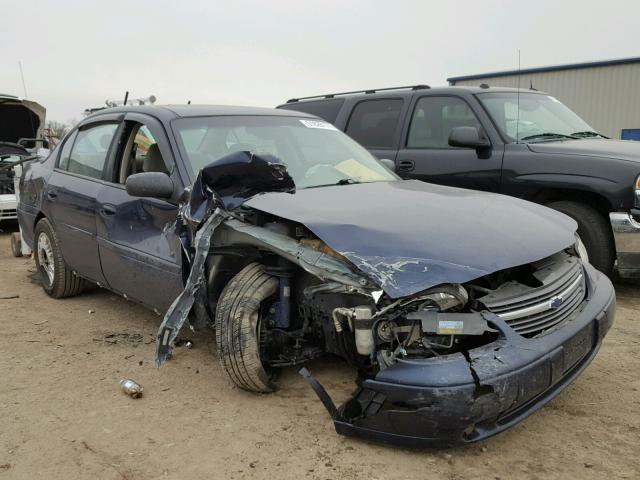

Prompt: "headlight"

[634,174,640,208]
[574,234,589,264]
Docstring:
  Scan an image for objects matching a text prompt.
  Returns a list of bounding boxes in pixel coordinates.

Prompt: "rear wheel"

[33,218,85,298]
[546,201,615,277]
[215,263,279,393]
[11,232,22,257]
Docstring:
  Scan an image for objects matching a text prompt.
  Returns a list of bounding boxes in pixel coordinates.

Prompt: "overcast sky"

[1,0,638,123]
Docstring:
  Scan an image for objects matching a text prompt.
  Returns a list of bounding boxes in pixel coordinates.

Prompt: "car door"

[395,94,504,192]
[343,97,407,162]
[45,118,121,284]
[95,113,184,312]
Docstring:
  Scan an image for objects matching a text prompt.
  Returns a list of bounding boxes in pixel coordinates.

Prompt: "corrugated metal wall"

[451,63,640,139]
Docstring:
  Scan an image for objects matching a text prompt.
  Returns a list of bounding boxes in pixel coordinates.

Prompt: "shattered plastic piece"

[120,378,144,398]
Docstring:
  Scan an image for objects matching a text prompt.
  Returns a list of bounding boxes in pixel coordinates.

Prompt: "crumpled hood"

[527,138,640,163]
[245,180,576,298]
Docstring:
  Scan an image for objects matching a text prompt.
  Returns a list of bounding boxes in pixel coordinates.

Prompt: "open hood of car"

[0,95,46,146]
[527,138,640,163]
[245,180,577,298]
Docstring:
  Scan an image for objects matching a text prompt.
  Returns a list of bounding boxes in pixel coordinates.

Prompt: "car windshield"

[477,92,595,143]
[172,115,397,189]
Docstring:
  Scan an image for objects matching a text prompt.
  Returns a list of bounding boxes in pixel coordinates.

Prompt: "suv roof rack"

[286,85,430,103]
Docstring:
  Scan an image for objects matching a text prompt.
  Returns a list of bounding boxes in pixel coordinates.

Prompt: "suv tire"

[546,201,615,277]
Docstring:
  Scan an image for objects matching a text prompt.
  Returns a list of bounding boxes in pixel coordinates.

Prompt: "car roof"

[85,104,317,122]
[279,85,547,106]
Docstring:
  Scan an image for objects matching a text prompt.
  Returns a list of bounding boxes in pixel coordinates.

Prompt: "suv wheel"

[33,218,85,298]
[546,201,615,277]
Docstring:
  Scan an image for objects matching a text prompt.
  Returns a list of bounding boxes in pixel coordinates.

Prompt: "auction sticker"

[299,119,337,130]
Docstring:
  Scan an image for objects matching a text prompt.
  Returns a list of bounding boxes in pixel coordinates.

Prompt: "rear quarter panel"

[17,154,55,248]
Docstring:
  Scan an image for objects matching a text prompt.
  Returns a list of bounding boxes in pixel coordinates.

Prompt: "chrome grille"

[479,254,586,337]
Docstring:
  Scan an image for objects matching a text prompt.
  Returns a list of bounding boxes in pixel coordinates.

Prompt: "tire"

[11,232,22,257]
[215,263,279,393]
[33,218,85,298]
[546,201,615,277]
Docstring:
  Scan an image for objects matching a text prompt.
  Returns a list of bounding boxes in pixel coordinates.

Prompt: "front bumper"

[610,211,640,277]
[306,263,615,447]
[0,194,17,221]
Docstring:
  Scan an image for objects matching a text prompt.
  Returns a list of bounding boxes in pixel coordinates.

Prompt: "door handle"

[46,190,58,200]
[397,159,415,172]
[99,204,116,216]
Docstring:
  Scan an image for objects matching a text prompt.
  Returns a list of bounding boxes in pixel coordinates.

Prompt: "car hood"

[244,180,576,298]
[527,138,640,163]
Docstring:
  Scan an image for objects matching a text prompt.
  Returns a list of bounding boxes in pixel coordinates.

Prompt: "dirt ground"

[0,229,639,480]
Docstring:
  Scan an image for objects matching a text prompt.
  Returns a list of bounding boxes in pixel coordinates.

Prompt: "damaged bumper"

[305,264,615,447]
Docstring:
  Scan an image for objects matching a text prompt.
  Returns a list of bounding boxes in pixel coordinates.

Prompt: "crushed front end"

[302,252,615,447]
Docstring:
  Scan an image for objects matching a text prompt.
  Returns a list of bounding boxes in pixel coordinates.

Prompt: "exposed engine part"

[353,306,375,356]
[407,310,494,336]
[332,306,375,356]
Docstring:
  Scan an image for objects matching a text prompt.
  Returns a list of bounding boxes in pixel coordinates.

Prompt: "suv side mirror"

[449,126,490,149]
[379,158,396,171]
[125,172,174,199]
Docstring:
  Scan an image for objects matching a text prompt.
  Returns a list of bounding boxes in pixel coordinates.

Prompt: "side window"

[345,99,403,149]
[279,98,345,123]
[118,123,167,183]
[57,130,78,170]
[407,97,482,149]
[65,124,118,179]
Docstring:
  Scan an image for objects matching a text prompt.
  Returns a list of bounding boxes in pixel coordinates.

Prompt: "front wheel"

[546,201,615,277]
[33,218,85,298]
[214,263,279,393]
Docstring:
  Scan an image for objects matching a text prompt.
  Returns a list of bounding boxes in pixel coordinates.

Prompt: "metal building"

[447,57,640,140]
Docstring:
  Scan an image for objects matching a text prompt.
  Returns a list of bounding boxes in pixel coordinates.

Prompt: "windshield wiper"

[334,178,360,185]
[571,131,608,139]
[304,179,362,189]
[520,132,579,142]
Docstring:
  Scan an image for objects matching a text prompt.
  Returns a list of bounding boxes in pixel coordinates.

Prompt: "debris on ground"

[120,379,144,398]
[174,338,194,349]
[0,294,19,299]
[94,333,144,345]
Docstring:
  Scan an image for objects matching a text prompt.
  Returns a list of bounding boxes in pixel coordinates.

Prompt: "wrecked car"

[17,105,616,447]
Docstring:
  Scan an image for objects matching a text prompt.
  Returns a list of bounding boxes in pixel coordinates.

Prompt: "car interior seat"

[143,144,168,174]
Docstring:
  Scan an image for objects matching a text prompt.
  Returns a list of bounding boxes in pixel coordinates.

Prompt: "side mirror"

[379,158,396,171]
[125,172,174,199]
[448,126,490,149]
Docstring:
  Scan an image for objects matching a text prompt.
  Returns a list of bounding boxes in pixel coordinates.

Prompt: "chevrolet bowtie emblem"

[549,296,564,309]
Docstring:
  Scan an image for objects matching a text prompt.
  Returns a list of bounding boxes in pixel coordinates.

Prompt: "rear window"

[278,98,345,123]
[345,99,403,149]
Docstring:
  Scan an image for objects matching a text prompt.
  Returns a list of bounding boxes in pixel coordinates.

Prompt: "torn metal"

[155,152,295,367]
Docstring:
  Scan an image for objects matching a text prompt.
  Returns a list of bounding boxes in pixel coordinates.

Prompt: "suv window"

[407,96,482,149]
[346,99,403,149]
[279,98,345,123]
[64,123,118,179]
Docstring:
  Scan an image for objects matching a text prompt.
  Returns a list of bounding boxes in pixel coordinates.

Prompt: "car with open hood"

[0,94,47,223]
[17,105,615,447]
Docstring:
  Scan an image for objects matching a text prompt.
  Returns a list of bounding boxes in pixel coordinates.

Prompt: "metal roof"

[447,56,640,84]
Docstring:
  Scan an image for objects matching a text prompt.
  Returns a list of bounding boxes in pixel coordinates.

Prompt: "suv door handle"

[99,204,116,216]
[397,160,415,172]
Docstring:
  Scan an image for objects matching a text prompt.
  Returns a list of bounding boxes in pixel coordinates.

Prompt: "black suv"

[278,85,640,278]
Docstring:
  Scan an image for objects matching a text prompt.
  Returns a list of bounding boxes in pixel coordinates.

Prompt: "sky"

[1,0,638,123]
